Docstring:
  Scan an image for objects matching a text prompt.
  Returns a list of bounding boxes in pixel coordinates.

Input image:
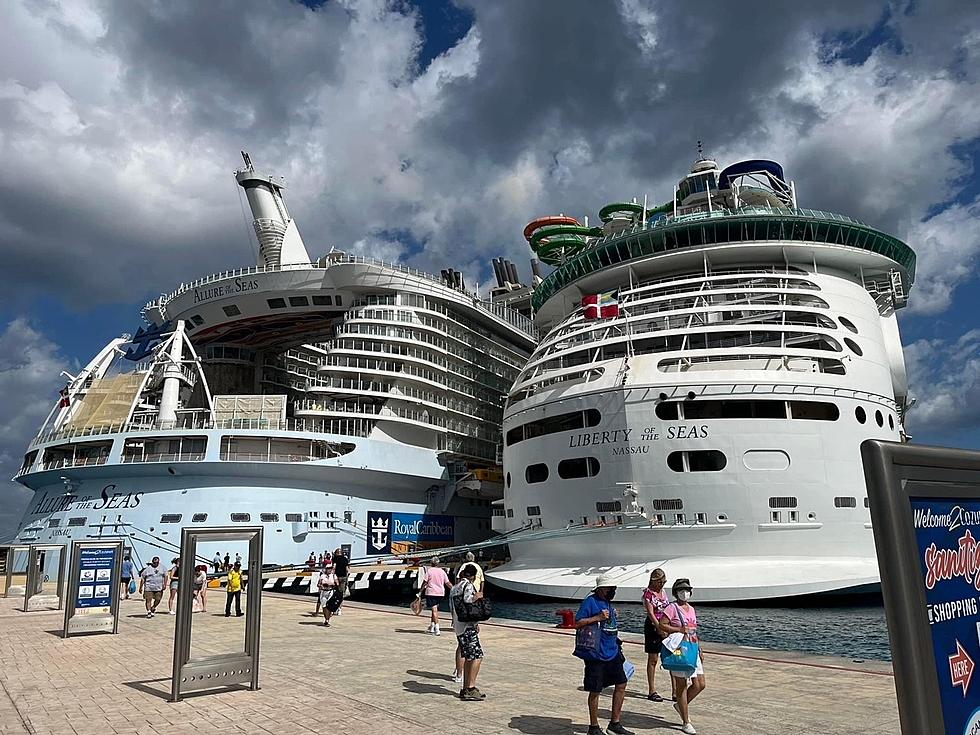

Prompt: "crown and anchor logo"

[370,514,390,551]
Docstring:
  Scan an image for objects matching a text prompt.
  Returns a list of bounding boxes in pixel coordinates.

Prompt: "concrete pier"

[0,593,900,734]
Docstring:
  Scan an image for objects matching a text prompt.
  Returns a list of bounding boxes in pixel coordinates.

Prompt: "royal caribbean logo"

[367,511,392,555]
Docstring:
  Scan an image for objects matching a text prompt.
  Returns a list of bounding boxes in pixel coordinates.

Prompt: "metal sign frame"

[63,540,123,637]
[861,440,980,735]
[171,526,263,702]
[0,544,29,598]
[24,543,67,612]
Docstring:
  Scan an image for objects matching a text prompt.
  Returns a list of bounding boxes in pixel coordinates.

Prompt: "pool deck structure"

[0,592,900,735]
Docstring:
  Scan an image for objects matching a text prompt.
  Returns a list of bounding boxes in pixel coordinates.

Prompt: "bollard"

[555,608,576,628]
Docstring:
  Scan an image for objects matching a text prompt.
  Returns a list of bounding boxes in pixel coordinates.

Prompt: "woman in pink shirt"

[659,578,705,735]
[641,568,670,701]
[422,557,453,635]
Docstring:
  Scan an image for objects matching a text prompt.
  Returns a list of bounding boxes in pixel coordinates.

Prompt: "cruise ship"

[488,154,916,602]
[8,154,536,567]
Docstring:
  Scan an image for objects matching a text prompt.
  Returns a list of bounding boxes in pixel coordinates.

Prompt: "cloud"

[0,319,72,540]
[904,329,980,435]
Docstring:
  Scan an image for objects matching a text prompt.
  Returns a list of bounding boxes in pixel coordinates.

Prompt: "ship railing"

[218,451,331,463]
[120,451,207,464]
[41,456,110,470]
[143,254,536,338]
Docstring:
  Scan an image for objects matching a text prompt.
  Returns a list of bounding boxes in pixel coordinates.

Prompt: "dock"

[0,593,900,734]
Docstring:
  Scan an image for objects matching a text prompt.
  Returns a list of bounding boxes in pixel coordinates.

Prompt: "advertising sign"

[76,546,117,615]
[366,511,455,555]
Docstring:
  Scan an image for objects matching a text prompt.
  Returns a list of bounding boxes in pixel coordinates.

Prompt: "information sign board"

[64,540,122,637]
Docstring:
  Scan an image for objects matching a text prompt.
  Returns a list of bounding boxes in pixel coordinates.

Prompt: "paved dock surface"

[0,593,900,734]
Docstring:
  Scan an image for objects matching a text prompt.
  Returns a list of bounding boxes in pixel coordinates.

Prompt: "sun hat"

[672,577,693,595]
[594,574,617,589]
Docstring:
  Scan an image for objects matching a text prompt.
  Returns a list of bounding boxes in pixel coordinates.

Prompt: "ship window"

[506,409,601,446]
[651,498,683,511]
[506,509,514,518]
[875,410,884,427]
[336,296,343,305]
[222,304,242,317]
[695,513,707,524]
[289,296,309,307]
[654,514,665,524]
[864,497,870,508]
[313,295,333,306]
[769,496,798,508]
[596,501,622,512]
[267,298,287,309]
[160,514,182,523]
[525,463,549,484]
[789,511,799,522]
[666,452,685,472]
[834,496,857,508]
[656,401,679,419]
[717,513,728,522]
[192,513,208,522]
[285,513,302,522]
[789,401,839,421]
[558,457,600,479]
[855,406,867,424]
[743,449,790,470]
[260,513,279,523]
[675,513,686,524]
[190,314,204,326]
[771,511,782,523]
[839,316,858,333]
[506,472,511,488]
[343,511,352,523]
[888,414,895,430]
[844,337,863,356]
[669,450,726,472]
[230,513,251,522]
[527,506,541,516]
[68,517,86,527]
[664,399,788,420]
[48,518,60,528]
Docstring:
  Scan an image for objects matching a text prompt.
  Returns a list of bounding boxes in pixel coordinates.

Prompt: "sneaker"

[681,724,697,735]
[587,726,605,735]
[146,611,152,618]
[453,673,463,684]
[434,626,441,636]
[468,687,486,700]
[607,723,634,735]
[427,623,434,634]
[169,611,176,615]
[460,689,483,701]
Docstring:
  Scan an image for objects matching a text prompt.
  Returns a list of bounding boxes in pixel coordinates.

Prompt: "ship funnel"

[235,151,311,268]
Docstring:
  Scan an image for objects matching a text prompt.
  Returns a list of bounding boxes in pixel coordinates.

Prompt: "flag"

[582,291,620,319]
[59,385,70,408]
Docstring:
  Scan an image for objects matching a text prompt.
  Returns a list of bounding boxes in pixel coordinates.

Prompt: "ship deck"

[0,593,899,734]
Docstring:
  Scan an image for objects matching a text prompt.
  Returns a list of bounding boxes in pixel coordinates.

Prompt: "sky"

[1,0,979,539]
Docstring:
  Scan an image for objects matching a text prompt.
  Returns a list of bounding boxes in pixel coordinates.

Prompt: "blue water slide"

[718,159,786,190]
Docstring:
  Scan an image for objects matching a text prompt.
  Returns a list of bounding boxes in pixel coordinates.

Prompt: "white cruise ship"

[488,155,915,602]
[8,155,536,567]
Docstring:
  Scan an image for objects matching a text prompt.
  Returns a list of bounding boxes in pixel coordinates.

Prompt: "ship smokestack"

[505,260,520,285]
[235,151,311,268]
[492,258,506,287]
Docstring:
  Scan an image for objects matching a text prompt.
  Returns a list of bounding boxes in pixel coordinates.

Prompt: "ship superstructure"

[10,155,536,565]
[490,155,915,601]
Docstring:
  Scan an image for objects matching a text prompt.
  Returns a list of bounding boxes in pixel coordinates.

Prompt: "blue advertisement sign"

[366,511,454,555]
[76,546,117,614]
[911,497,980,734]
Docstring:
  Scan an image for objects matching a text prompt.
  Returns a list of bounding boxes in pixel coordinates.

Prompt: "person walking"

[166,558,180,615]
[452,553,485,682]
[450,564,485,700]
[212,552,221,574]
[422,557,453,635]
[223,552,231,572]
[138,556,167,618]
[574,576,634,735]
[332,548,350,615]
[193,565,208,613]
[234,552,242,566]
[456,552,484,591]
[642,568,670,701]
[225,561,244,617]
[659,578,705,735]
[120,553,135,600]
[316,561,341,626]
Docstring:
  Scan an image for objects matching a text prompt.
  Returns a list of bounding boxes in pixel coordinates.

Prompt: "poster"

[366,511,454,555]
[911,497,980,734]
[75,546,117,615]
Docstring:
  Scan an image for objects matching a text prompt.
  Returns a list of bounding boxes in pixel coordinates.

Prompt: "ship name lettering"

[31,493,77,515]
[612,445,649,455]
[568,428,631,448]
[666,425,709,439]
[94,485,143,510]
[234,277,259,293]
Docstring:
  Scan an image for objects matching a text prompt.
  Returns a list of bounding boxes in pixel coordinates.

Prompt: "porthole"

[888,414,895,430]
[875,410,883,427]
[843,337,863,356]
[855,406,867,424]
[807,512,817,521]
[717,513,728,523]
[839,316,858,333]
[525,463,549,484]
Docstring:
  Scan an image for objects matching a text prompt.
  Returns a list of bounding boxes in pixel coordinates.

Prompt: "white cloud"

[905,329,980,433]
[0,319,72,540]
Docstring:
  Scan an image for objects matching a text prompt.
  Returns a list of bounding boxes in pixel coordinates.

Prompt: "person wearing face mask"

[574,576,634,735]
[659,578,705,735]
[138,556,167,618]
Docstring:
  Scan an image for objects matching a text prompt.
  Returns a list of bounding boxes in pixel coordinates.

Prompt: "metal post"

[24,544,67,612]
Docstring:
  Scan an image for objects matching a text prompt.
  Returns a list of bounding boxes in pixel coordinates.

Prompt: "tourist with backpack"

[574,576,634,735]
[659,578,705,734]
[450,564,489,700]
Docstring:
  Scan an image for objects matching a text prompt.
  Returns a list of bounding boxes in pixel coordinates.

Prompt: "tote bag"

[660,604,700,676]
[573,621,603,660]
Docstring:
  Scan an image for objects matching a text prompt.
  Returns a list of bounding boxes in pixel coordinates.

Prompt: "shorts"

[425,595,444,609]
[144,590,163,604]
[457,627,484,661]
[669,654,704,679]
[121,577,132,585]
[170,580,179,591]
[644,619,664,654]
[583,651,627,693]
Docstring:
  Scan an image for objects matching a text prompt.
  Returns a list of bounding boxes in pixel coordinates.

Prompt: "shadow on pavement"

[402,680,457,696]
[394,628,433,635]
[406,669,456,681]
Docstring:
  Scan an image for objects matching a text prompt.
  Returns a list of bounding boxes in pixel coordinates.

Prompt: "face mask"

[677,590,691,602]
[605,589,617,601]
